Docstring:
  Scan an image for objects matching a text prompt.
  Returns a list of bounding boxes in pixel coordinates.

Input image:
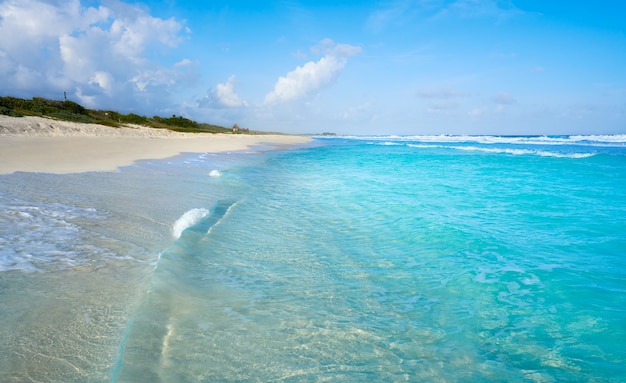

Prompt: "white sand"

[0,115,311,174]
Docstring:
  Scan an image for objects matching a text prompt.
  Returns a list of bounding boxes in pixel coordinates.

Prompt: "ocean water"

[1,135,625,382]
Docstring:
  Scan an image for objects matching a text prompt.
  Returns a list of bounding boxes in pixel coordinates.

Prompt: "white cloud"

[109,13,183,60]
[174,59,195,68]
[0,0,189,112]
[215,76,246,107]
[264,57,342,104]
[89,71,114,92]
[75,87,96,108]
[197,75,247,111]
[265,39,361,104]
[13,64,45,90]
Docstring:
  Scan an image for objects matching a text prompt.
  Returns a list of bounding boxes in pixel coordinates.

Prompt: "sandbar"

[0,115,311,174]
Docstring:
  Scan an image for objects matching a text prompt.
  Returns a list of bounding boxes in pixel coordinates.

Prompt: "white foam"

[452,145,596,158]
[171,208,210,239]
[209,170,221,177]
[406,144,595,158]
[1,202,109,272]
[340,134,626,147]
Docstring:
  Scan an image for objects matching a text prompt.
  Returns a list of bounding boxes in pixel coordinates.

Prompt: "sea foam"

[171,208,210,239]
[1,202,108,272]
[406,144,595,158]
[347,134,626,147]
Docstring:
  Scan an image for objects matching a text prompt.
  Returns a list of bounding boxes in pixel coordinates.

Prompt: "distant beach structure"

[232,123,249,133]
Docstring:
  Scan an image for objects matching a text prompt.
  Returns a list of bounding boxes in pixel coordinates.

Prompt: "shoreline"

[0,115,312,174]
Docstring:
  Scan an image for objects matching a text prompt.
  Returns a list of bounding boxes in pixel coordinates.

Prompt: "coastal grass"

[0,96,254,134]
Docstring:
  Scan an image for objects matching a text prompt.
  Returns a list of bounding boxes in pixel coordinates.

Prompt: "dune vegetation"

[0,96,244,134]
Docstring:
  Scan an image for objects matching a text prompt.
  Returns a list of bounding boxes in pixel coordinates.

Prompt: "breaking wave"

[341,134,626,147]
[171,208,210,239]
[406,144,596,158]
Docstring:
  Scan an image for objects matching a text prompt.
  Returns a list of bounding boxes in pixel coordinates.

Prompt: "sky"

[0,0,625,135]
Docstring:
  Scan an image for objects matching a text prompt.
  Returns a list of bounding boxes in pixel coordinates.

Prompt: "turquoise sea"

[1,135,625,382]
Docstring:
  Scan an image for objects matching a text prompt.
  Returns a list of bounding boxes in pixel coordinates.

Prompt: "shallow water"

[1,136,625,382]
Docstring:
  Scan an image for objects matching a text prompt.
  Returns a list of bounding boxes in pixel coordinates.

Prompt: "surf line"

[110,200,237,383]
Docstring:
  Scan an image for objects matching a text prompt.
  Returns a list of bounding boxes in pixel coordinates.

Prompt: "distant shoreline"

[0,115,312,174]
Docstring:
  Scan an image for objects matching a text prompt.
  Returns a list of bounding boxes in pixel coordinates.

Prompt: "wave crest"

[171,208,210,239]
[337,134,626,147]
[405,144,596,158]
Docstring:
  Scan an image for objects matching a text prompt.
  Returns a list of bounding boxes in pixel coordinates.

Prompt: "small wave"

[451,145,596,158]
[209,170,221,177]
[1,202,112,272]
[406,144,595,158]
[568,134,626,143]
[536,151,595,159]
[171,208,210,239]
[343,134,626,147]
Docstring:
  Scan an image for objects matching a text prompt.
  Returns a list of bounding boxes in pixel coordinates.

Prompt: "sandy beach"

[0,115,311,174]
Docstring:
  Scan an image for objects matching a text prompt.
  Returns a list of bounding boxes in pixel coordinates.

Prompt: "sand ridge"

[1,115,219,137]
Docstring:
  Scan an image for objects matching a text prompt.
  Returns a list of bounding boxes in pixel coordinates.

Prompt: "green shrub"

[48,110,94,123]
[152,115,199,129]
[0,105,23,117]
[121,113,149,125]
[61,100,87,115]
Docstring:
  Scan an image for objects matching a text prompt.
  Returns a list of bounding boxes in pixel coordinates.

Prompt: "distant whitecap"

[209,170,221,177]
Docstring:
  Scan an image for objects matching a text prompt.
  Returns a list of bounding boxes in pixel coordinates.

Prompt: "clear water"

[1,136,625,382]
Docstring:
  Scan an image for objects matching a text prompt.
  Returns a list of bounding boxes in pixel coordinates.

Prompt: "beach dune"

[0,116,311,174]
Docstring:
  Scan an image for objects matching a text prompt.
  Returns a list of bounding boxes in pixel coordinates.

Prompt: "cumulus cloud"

[215,76,246,107]
[0,0,189,112]
[265,39,361,104]
[89,71,114,93]
[264,57,342,104]
[198,75,247,109]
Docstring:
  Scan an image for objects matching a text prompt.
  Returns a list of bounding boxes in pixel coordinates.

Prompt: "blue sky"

[1,0,624,135]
